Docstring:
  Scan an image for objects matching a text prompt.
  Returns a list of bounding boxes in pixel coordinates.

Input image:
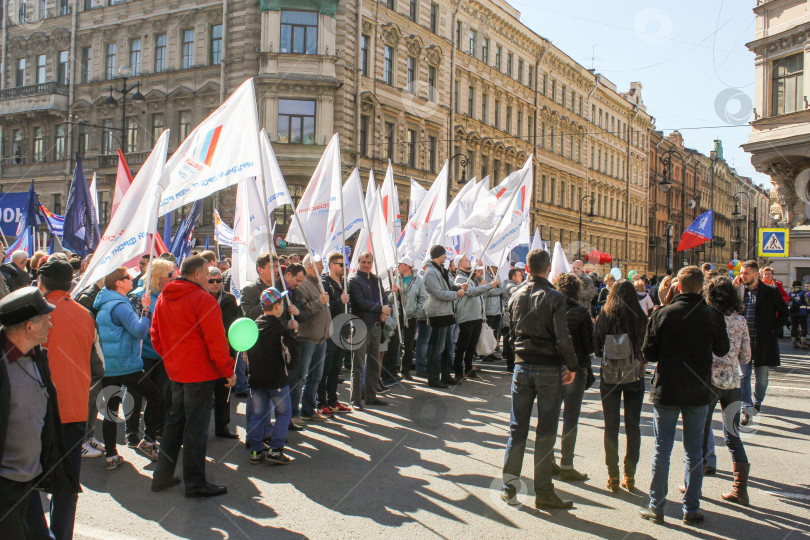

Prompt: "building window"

[467,151,475,179]
[210,24,223,64]
[528,116,534,144]
[430,3,439,33]
[550,177,556,205]
[32,128,44,162]
[409,0,417,21]
[54,125,66,161]
[493,159,501,182]
[36,54,46,84]
[407,57,416,89]
[129,38,141,75]
[385,122,395,162]
[506,52,513,77]
[360,115,370,157]
[468,29,476,57]
[494,100,500,129]
[179,111,192,142]
[562,85,567,108]
[482,38,489,65]
[105,43,116,79]
[541,122,546,148]
[280,10,317,54]
[77,128,88,157]
[550,127,555,153]
[454,81,460,113]
[456,21,462,49]
[517,112,522,139]
[517,58,523,84]
[772,53,803,115]
[155,34,166,72]
[506,106,512,134]
[384,0,394,8]
[468,86,475,116]
[428,66,437,101]
[58,51,69,85]
[361,35,370,77]
[16,58,26,87]
[384,46,394,85]
[126,117,138,153]
[482,94,488,124]
[560,133,565,156]
[79,48,91,83]
[151,113,164,143]
[495,45,502,71]
[528,65,533,89]
[407,129,417,168]
[481,157,488,180]
[551,79,556,102]
[428,135,437,173]
[277,99,316,144]
[181,29,194,68]
[59,0,70,15]
[542,74,547,95]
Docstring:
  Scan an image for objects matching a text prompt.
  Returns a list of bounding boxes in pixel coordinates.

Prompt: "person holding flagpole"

[318,251,352,415]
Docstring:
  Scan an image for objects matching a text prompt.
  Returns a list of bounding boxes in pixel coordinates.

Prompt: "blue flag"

[62,155,101,256]
[164,210,173,242]
[170,200,204,261]
[205,234,210,251]
[677,209,713,252]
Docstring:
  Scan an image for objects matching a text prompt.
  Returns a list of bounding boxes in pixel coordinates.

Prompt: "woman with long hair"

[701,276,751,505]
[594,279,648,492]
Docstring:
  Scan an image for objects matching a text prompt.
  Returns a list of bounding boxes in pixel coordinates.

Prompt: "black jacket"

[642,293,730,406]
[246,315,295,389]
[240,277,276,321]
[76,283,101,318]
[1,263,32,292]
[322,274,347,318]
[215,289,240,358]
[348,271,388,326]
[0,333,81,494]
[564,299,593,369]
[740,281,789,367]
[508,275,578,371]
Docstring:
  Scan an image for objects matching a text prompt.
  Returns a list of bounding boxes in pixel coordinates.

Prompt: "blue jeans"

[414,320,432,373]
[503,364,563,498]
[26,421,85,540]
[153,380,215,490]
[648,405,708,516]
[704,386,747,464]
[426,324,451,383]
[740,363,769,413]
[234,352,249,393]
[291,340,326,417]
[248,388,291,451]
[559,367,587,469]
[300,341,327,416]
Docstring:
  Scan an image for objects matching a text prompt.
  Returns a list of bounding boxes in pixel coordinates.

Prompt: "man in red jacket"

[150,255,235,498]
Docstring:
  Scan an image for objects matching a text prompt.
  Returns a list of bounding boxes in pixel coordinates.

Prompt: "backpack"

[601,333,641,385]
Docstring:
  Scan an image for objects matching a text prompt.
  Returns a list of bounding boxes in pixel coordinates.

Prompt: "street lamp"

[448,153,468,200]
[578,192,595,259]
[103,65,145,153]
[658,149,684,274]
[733,191,756,260]
[709,149,717,262]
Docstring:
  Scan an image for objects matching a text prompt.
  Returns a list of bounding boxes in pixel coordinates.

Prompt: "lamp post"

[658,149,684,275]
[709,149,717,263]
[103,65,145,153]
[448,152,469,200]
[578,193,595,259]
[732,191,756,260]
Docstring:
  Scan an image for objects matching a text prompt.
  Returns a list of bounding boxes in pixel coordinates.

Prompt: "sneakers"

[317,405,335,417]
[330,402,352,413]
[250,450,265,464]
[106,455,124,470]
[87,437,104,451]
[136,440,159,461]
[125,433,140,448]
[266,449,292,465]
[81,441,102,458]
[301,412,328,422]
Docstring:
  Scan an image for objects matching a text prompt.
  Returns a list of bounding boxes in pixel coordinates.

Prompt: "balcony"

[97,152,151,169]
[0,83,69,115]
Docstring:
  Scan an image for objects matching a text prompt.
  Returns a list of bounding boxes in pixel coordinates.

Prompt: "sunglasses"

[332,262,345,267]
[208,278,222,284]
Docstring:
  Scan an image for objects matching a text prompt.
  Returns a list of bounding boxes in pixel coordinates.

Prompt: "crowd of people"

[0,239,790,537]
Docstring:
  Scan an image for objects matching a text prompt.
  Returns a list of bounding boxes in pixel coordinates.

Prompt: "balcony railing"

[97,151,150,168]
[0,83,68,101]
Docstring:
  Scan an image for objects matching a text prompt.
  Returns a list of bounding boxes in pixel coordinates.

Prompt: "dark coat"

[216,289,240,358]
[739,281,789,367]
[0,332,81,494]
[642,293,730,407]
[240,277,276,321]
[348,271,388,326]
[564,299,593,369]
[1,263,32,292]
[246,315,295,389]
[76,283,101,318]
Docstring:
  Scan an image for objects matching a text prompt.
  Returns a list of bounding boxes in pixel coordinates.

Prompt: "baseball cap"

[515,262,526,270]
[398,255,414,267]
[260,287,288,310]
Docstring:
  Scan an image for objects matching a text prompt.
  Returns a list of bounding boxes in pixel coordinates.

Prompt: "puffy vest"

[94,288,143,377]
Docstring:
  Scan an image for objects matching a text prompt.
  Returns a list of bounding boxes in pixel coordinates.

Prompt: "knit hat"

[260,287,288,310]
[429,245,446,259]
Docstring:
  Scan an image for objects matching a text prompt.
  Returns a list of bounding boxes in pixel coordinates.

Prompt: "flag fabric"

[230,177,271,301]
[438,176,481,254]
[285,133,342,256]
[677,209,713,252]
[89,172,100,226]
[398,162,448,264]
[112,149,133,218]
[349,173,377,275]
[5,181,37,261]
[214,209,234,247]
[368,187,398,286]
[170,199,204,260]
[5,229,33,261]
[62,155,102,257]
[530,226,546,252]
[409,178,428,220]
[322,168,368,259]
[158,79,261,216]
[205,235,210,251]
[258,129,294,215]
[380,161,400,247]
[72,130,171,297]
[548,241,572,283]
[39,204,64,238]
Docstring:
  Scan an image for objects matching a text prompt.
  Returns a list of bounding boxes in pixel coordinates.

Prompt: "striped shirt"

[743,287,757,348]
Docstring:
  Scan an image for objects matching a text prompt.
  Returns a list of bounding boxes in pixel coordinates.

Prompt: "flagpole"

[339,169,348,314]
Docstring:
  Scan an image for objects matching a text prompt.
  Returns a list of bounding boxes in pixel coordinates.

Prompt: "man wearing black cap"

[0,287,79,537]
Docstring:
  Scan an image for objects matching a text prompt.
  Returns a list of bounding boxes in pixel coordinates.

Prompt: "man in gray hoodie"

[454,257,499,380]
[396,256,427,380]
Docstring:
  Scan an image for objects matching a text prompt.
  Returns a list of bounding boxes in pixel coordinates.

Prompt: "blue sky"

[515,1,767,187]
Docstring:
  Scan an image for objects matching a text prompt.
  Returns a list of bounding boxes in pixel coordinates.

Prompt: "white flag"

[285,133,342,256]
[158,79,261,216]
[398,162,448,263]
[409,178,428,220]
[380,161,400,248]
[230,177,270,301]
[369,188,398,278]
[439,176,482,252]
[530,226,545,252]
[89,172,100,226]
[349,174,377,275]
[72,131,170,297]
[518,217,531,247]
[258,128,293,214]
[549,241,572,283]
[214,209,234,247]
[322,168,368,259]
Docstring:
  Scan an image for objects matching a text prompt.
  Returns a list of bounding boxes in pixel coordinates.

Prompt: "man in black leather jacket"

[502,249,578,511]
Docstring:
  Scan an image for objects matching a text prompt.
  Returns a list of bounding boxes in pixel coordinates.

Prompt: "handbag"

[601,333,641,385]
[476,323,498,357]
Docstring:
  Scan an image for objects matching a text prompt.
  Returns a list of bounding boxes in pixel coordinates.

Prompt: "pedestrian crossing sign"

[759,228,789,257]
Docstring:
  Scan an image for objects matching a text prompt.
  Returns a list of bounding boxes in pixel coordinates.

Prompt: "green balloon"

[228,317,259,352]
[279,240,287,249]
[627,270,637,280]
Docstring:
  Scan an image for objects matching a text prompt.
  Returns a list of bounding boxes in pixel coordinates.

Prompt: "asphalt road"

[51,340,810,539]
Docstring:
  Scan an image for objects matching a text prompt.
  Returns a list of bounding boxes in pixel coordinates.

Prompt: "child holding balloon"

[245,287,296,466]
